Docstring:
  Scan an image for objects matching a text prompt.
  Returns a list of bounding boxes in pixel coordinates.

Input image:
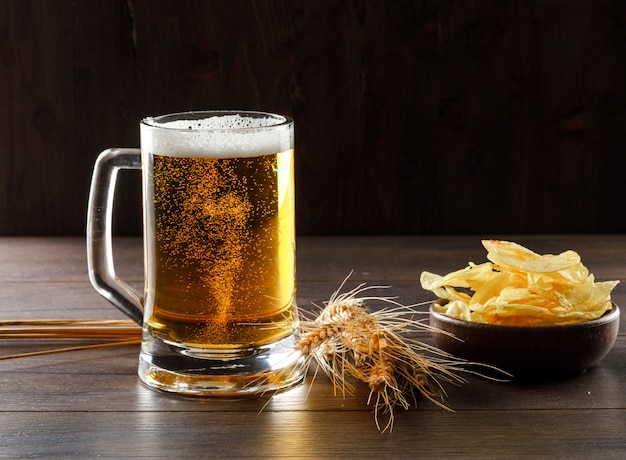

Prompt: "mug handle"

[86,148,144,325]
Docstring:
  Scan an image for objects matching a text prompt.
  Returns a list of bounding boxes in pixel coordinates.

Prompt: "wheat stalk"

[0,339,142,360]
[0,319,141,339]
[291,275,509,433]
[0,319,142,360]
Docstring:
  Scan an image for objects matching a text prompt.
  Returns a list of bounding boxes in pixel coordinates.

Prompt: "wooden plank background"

[1,0,625,236]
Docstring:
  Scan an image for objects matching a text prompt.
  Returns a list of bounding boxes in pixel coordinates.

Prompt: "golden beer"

[143,150,296,351]
[135,111,302,394]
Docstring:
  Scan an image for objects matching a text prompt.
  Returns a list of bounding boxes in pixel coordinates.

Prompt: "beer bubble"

[142,113,293,159]
[165,114,279,130]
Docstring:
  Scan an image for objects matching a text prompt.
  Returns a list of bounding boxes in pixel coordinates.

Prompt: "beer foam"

[141,114,292,158]
[160,114,281,131]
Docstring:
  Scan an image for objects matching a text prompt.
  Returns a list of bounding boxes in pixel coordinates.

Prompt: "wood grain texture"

[2,410,626,459]
[1,1,626,238]
[0,236,625,458]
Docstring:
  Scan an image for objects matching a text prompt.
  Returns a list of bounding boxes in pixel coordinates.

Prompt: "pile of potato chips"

[421,240,618,326]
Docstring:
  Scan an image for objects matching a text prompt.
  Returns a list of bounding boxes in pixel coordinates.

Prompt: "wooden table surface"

[1,235,624,459]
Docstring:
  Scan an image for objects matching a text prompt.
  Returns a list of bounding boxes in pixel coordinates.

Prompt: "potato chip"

[421,240,618,326]
[483,240,581,273]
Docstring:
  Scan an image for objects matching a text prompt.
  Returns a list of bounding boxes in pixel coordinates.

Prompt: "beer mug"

[87,111,304,395]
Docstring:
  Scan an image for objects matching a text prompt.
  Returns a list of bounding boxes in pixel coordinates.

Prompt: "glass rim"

[140,110,293,132]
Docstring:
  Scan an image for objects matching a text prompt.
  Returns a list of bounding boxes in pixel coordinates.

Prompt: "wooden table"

[1,235,624,458]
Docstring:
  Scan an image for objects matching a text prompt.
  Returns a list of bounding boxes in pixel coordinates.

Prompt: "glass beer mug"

[87,111,304,395]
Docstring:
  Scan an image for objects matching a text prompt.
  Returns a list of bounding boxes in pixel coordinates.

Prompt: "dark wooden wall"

[1,0,625,236]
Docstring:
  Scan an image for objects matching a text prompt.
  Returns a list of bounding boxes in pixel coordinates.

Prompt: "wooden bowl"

[429,304,620,379]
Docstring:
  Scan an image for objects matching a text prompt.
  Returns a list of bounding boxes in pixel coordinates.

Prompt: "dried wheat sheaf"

[286,276,506,432]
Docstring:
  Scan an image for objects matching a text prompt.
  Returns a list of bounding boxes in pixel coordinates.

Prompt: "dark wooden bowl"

[429,304,620,379]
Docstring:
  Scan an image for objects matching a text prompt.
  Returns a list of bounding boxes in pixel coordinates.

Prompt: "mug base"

[137,332,305,396]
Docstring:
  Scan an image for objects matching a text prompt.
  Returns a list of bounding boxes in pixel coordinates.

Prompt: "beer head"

[140,111,293,159]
